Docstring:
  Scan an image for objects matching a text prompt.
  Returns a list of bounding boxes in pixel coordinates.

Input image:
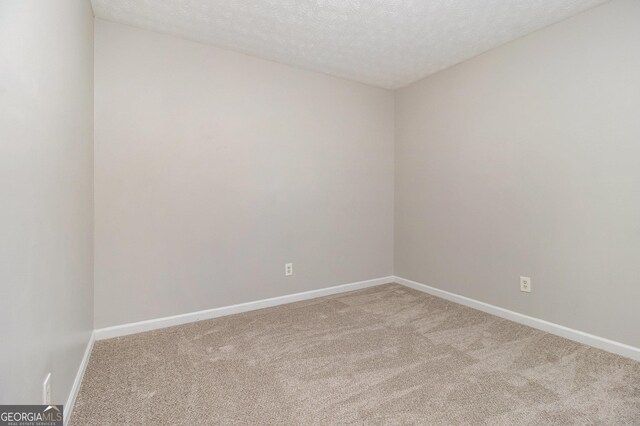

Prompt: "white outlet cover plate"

[520,276,531,293]
[43,373,51,404]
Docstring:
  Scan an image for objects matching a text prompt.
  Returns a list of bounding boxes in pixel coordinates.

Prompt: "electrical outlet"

[285,263,293,276]
[520,276,531,293]
[43,373,51,405]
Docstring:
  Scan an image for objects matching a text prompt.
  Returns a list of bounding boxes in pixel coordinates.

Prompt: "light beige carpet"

[71,284,640,425]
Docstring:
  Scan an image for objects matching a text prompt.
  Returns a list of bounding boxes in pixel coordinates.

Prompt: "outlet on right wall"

[394,0,640,348]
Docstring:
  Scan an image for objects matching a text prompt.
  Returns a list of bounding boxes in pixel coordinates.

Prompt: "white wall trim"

[64,331,95,426]
[94,276,394,341]
[394,276,640,362]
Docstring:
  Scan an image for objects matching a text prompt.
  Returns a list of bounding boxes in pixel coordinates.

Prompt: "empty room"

[2,0,640,424]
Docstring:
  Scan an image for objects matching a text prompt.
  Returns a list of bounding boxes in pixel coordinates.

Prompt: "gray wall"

[94,20,394,328]
[395,0,640,348]
[0,1,94,404]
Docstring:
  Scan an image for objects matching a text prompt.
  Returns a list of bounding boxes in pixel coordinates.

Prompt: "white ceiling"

[91,0,608,89]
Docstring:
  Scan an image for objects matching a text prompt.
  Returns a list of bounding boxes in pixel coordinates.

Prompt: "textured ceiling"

[91,0,608,89]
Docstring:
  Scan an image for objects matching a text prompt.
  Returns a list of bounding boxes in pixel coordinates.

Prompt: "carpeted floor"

[70,284,640,425]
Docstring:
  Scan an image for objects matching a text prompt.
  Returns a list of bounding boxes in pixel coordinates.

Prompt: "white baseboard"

[64,331,95,426]
[394,276,640,362]
[94,276,394,341]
